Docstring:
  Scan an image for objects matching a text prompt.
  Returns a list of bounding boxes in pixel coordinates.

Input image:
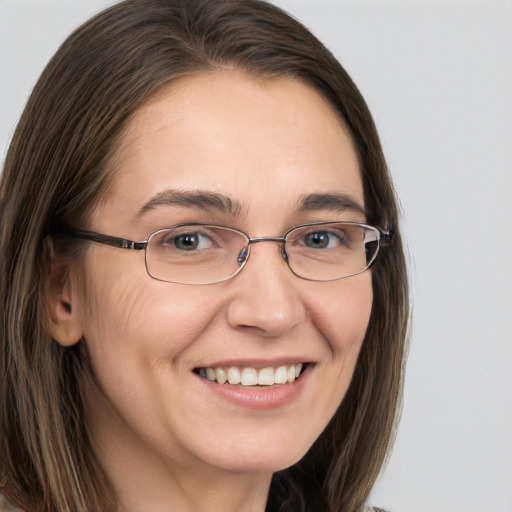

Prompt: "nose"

[226,242,306,337]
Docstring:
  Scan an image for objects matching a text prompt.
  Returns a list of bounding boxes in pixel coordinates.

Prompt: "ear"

[45,238,84,347]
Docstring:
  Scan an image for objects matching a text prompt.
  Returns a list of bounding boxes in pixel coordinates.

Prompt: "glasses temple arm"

[379,230,393,246]
[49,223,147,251]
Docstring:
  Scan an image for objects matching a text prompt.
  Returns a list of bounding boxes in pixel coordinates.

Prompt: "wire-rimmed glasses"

[51,221,391,285]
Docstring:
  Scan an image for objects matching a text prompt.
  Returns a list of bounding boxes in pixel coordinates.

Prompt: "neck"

[113,455,273,512]
[115,463,272,512]
[84,380,273,512]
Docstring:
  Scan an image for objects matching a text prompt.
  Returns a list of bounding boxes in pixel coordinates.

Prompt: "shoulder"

[0,473,29,512]
[365,507,390,512]
[0,493,26,512]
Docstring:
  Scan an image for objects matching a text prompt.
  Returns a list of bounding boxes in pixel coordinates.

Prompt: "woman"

[0,1,408,511]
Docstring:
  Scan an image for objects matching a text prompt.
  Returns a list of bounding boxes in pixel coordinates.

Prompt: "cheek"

[78,255,221,372]
[310,272,373,352]
[308,273,373,408]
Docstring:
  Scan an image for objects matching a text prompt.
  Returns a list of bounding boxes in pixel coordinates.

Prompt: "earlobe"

[45,238,83,347]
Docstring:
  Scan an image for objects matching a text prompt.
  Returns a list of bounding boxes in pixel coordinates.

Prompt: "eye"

[304,230,345,249]
[167,231,214,251]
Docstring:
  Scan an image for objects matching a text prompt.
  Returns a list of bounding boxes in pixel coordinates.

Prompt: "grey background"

[1,1,511,511]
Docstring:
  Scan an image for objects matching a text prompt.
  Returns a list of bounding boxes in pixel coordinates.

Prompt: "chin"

[201,433,315,474]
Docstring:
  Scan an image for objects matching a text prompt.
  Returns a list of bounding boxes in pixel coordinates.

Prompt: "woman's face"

[71,71,373,478]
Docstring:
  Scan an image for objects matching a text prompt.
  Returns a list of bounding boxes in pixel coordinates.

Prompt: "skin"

[50,70,373,512]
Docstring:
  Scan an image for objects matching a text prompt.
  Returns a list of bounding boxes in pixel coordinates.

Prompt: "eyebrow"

[297,193,366,216]
[137,189,365,220]
[137,189,245,218]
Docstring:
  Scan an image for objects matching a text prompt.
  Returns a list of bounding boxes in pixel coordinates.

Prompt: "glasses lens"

[284,223,380,281]
[146,225,249,284]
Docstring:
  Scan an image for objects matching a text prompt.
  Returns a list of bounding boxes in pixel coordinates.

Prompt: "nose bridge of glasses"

[250,236,288,261]
[237,236,288,265]
[248,236,286,244]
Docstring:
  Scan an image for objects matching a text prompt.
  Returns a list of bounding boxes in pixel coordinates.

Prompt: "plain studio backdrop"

[1,1,511,511]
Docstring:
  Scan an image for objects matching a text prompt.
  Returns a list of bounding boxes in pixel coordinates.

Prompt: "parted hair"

[0,1,409,511]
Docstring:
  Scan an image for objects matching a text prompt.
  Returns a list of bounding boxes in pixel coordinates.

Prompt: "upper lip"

[194,357,313,369]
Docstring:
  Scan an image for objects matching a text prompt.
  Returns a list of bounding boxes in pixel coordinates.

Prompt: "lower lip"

[195,366,311,410]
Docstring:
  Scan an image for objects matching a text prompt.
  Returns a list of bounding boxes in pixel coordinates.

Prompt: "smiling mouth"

[195,363,307,387]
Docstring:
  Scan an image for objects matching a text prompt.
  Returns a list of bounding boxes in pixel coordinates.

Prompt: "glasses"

[51,221,391,285]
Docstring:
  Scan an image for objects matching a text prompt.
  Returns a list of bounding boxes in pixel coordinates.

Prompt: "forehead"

[94,70,364,229]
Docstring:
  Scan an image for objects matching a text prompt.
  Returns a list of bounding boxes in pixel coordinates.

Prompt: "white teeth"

[241,367,258,386]
[199,363,305,386]
[274,365,288,384]
[227,367,241,385]
[216,367,228,385]
[257,367,275,386]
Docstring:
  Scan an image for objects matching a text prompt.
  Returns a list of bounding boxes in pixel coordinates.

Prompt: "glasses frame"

[50,221,392,284]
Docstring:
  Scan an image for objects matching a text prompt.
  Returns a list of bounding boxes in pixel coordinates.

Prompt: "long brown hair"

[0,1,409,511]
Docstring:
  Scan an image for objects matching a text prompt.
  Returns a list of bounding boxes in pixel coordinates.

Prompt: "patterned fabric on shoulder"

[0,493,26,512]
